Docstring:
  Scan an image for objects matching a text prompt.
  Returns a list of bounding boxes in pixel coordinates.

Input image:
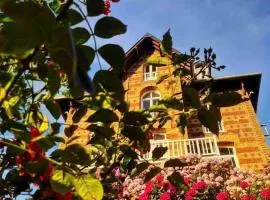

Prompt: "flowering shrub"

[114,154,270,200]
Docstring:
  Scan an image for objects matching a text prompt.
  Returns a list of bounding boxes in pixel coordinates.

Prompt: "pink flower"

[168,182,176,194]
[240,194,256,200]
[144,181,153,194]
[139,193,149,200]
[184,177,190,185]
[216,192,230,200]
[160,192,171,200]
[260,189,270,199]
[156,174,164,187]
[239,181,249,189]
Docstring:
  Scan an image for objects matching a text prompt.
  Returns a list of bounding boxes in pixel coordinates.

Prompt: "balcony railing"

[143,137,220,161]
[144,72,157,81]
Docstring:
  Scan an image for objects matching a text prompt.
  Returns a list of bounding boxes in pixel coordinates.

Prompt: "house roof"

[124,33,181,73]
[55,34,262,115]
[190,73,262,112]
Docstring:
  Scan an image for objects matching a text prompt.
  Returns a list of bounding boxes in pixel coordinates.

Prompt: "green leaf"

[0,1,55,58]
[45,100,61,120]
[2,96,21,119]
[28,111,49,133]
[146,55,172,65]
[72,106,89,123]
[87,0,105,16]
[93,70,125,101]
[50,170,73,195]
[50,122,61,135]
[47,68,61,97]
[0,71,14,101]
[24,159,49,174]
[152,146,168,161]
[94,16,127,39]
[4,120,30,142]
[122,111,149,126]
[72,27,90,45]
[131,162,150,176]
[198,105,221,133]
[159,97,184,110]
[121,126,147,142]
[88,124,115,139]
[88,109,118,124]
[76,66,93,93]
[176,114,188,134]
[35,135,56,151]
[67,9,83,26]
[77,45,95,71]
[144,167,161,183]
[164,158,186,168]
[204,91,243,107]
[160,29,172,55]
[119,145,138,159]
[98,44,125,76]
[167,171,183,187]
[63,144,91,165]
[182,87,201,108]
[73,175,103,200]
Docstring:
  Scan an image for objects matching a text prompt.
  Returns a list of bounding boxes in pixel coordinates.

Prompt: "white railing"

[143,137,220,161]
[144,72,157,81]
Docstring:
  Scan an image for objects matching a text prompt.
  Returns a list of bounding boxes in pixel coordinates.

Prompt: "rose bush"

[113,154,270,200]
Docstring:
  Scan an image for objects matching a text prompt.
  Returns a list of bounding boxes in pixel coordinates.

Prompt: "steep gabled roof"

[124,33,181,73]
[191,73,262,112]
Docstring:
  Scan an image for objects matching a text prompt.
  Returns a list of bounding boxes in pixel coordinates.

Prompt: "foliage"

[0,0,250,199]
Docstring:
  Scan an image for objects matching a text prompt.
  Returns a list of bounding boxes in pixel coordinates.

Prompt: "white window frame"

[218,146,240,168]
[202,120,225,133]
[144,64,157,81]
[141,91,161,118]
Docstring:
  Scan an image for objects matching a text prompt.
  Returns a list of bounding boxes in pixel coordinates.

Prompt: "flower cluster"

[115,154,270,200]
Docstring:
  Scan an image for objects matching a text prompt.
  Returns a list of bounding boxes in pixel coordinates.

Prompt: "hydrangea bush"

[112,154,270,200]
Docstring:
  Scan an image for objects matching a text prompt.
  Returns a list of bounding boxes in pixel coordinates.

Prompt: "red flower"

[144,181,153,194]
[240,194,256,200]
[184,177,190,185]
[55,191,73,200]
[185,188,196,198]
[260,189,270,199]
[239,181,249,189]
[30,127,40,138]
[103,0,111,15]
[168,183,176,194]
[156,174,164,187]
[192,181,207,191]
[139,192,149,200]
[160,192,171,200]
[216,192,230,200]
[39,163,54,182]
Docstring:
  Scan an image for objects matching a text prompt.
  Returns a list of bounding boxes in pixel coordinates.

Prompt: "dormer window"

[144,65,157,81]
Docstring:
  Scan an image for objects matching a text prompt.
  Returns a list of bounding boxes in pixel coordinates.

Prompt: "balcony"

[143,137,220,161]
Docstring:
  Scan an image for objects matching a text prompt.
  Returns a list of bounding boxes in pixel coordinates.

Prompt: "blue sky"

[91,0,270,128]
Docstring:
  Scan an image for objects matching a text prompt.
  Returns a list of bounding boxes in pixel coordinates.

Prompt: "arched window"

[144,65,157,81]
[141,91,161,109]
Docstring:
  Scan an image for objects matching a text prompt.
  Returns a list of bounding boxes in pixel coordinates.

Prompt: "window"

[141,91,161,118]
[153,133,166,140]
[141,91,161,109]
[144,65,157,81]
[202,120,225,133]
[219,147,239,167]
